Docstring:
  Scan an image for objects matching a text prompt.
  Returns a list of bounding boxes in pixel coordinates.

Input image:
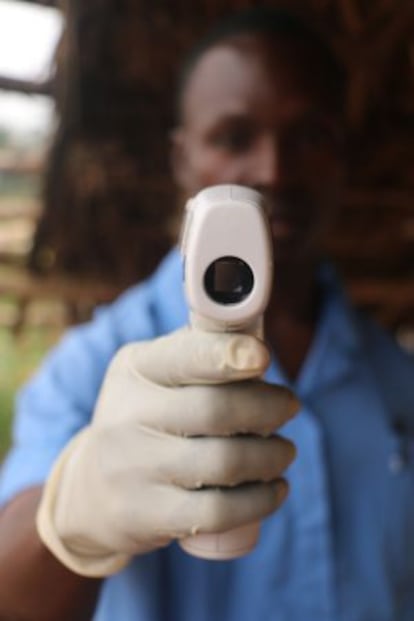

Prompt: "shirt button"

[389,451,407,474]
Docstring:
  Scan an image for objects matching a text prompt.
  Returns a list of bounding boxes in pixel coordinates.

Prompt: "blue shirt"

[1,249,414,621]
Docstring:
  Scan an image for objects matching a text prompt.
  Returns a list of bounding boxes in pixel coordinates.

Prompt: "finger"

[171,479,289,537]
[164,435,296,489]
[142,381,299,437]
[118,327,270,386]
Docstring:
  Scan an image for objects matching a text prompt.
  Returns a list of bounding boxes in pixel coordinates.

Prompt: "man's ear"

[169,127,191,189]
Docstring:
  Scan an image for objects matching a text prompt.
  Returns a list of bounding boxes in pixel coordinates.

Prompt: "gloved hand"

[37,328,299,577]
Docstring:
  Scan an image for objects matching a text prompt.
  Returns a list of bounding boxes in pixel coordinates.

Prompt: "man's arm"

[0,487,102,621]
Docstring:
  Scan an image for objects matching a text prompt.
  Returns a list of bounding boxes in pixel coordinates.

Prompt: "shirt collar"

[152,249,363,397]
[316,262,361,354]
[266,262,363,397]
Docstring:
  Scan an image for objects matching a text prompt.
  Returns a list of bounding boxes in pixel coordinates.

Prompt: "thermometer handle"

[178,315,263,560]
[179,184,273,561]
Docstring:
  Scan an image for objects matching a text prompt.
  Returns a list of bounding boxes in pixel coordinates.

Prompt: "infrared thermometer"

[179,184,273,560]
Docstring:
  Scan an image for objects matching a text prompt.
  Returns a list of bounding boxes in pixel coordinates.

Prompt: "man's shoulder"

[0,250,186,506]
[19,248,185,413]
[92,247,186,344]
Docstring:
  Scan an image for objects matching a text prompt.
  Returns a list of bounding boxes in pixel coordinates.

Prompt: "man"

[0,8,413,621]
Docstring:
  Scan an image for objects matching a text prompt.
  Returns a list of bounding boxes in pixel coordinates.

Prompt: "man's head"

[171,7,346,267]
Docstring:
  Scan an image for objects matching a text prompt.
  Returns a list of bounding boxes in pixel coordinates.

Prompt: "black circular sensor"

[204,256,254,305]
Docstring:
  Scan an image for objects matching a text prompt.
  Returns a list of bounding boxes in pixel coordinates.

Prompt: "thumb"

[124,327,270,386]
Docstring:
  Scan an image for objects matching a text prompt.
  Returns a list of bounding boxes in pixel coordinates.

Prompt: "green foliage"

[0,327,59,460]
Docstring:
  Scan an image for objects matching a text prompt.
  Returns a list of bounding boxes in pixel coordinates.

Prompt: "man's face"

[172,35,345,266]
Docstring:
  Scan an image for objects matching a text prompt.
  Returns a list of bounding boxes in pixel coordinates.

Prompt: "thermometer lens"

[204,256,254,304]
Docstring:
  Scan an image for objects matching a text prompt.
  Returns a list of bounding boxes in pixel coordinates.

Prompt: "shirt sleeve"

[0,281,157,507]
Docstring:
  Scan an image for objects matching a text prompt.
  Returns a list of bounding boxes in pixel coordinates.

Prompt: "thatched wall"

[29,0,414,328]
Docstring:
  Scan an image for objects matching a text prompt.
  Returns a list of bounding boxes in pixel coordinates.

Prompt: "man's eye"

[210,128,253,152]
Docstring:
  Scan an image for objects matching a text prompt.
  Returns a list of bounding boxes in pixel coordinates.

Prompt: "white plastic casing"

[179,184,273,560]
[181,185,273,334]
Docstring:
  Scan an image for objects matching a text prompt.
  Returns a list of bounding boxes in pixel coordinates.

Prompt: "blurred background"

[0,0,413,458]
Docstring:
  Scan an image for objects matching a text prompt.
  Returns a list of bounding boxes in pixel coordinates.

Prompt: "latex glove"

[37,328,299,577]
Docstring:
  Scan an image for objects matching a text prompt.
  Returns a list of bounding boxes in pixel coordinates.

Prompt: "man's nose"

[246,135,285,189]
